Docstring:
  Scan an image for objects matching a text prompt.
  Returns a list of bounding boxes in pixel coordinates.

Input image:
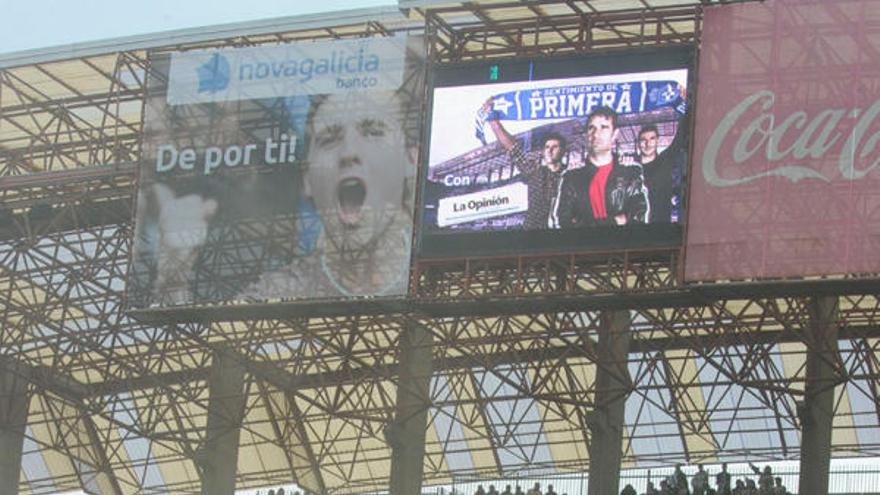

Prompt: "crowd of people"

[470,482,567,495]
[256,489,303,495]
[619,463,792,495]
[464,463,794,495]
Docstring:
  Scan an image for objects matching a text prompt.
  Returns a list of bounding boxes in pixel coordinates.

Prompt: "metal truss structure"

[1,1,878,494]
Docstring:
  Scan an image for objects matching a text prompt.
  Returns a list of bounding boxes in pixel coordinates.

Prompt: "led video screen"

[419,48,693,257]
[128,36,424,309]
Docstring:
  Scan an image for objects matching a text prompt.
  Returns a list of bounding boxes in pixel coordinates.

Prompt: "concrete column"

[798,296,839,495]
[388,323,433,495]
[587,310,632,495]
[200,349,247,495]
[0,357,30,495]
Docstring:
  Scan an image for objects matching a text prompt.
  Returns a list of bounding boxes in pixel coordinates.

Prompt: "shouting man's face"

[306,91,413,250]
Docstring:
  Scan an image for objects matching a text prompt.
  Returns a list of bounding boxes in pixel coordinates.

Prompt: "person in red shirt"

[555,106,648,228]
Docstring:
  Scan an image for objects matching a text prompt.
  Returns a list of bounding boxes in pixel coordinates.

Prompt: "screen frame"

[415,44,697,259]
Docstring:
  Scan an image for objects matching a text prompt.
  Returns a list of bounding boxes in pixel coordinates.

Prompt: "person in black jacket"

[555,106,648,228]
[637,120,686,224]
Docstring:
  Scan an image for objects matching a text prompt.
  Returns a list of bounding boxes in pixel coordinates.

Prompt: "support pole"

[0,357,30,495]
[587,310,632,495]
[200,348,247,495]
[798,296,839,495]
[388,322,433,495]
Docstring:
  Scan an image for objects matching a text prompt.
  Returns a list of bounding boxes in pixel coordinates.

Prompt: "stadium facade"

[1,1,879,494]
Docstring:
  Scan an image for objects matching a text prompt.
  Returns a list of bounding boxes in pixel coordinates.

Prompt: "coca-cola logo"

[703,90,880,186]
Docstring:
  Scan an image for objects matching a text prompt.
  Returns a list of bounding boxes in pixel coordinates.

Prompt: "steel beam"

[587,310,632,495]
[798,296,840,495]
[67,322,877,401]
[388,322,434,495]
[199,348,247,495]
[0,357,30,495]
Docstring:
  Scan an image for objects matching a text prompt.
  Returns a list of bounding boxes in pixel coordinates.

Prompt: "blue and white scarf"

[475,80,685,144]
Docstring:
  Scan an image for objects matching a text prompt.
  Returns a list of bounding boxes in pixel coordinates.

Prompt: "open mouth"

[337,177,366,226]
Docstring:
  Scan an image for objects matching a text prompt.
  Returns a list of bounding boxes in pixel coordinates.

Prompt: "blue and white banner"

[476,80,685,144]
[166,37,409,105]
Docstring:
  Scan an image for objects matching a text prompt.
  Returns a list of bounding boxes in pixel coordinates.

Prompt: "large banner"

[419,49,691,257]
[129,37,424,308]
[685,0,880,281]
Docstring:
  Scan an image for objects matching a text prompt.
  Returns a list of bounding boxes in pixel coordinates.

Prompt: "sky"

[0,0,396,55]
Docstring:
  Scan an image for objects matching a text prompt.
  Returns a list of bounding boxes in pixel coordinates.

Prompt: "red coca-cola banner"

[685,0,880,281]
